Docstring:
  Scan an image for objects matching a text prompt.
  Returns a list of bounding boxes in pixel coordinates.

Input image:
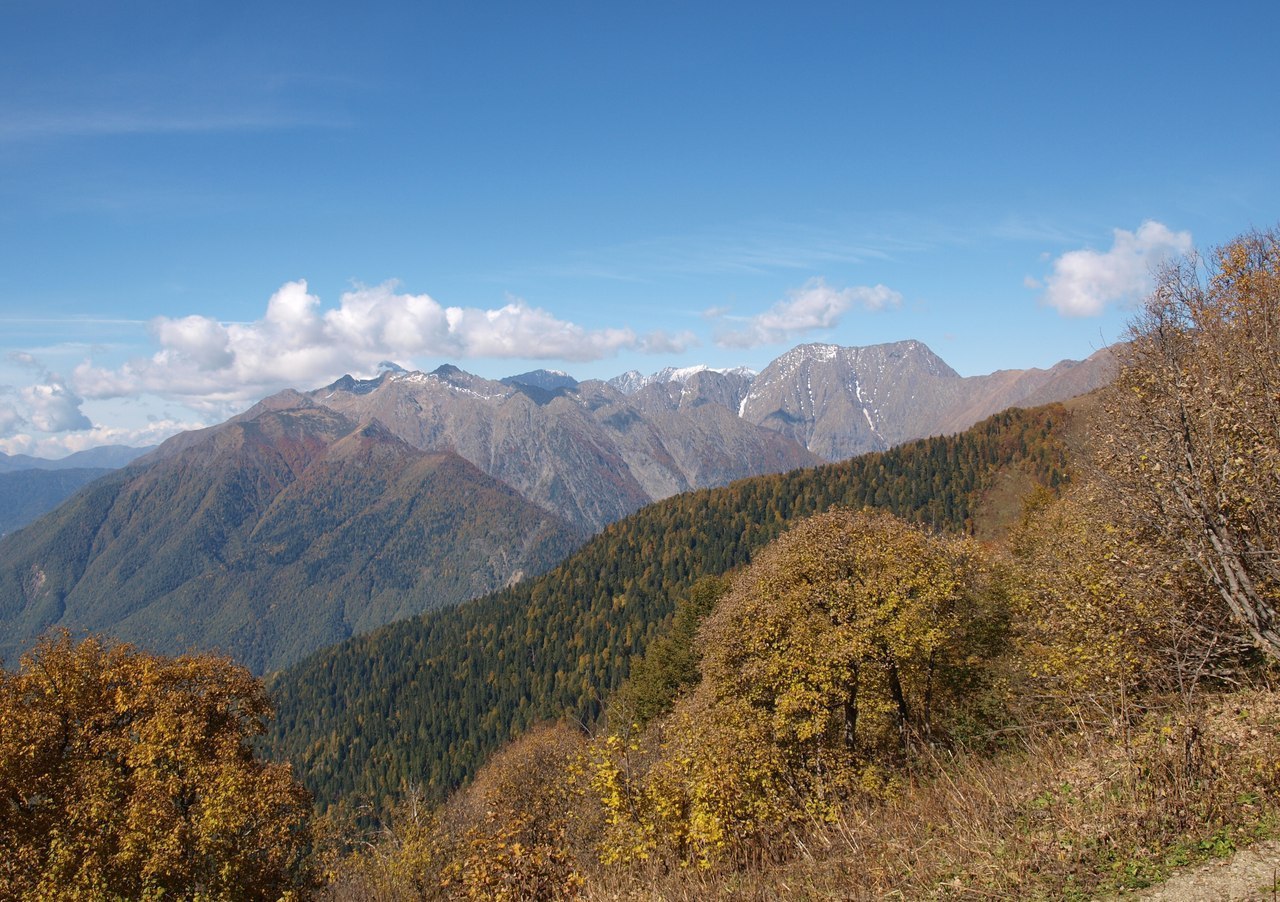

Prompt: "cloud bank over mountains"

[70,280,697,415]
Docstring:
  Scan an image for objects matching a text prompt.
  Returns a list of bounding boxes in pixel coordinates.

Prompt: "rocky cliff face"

[736,341,1115,459]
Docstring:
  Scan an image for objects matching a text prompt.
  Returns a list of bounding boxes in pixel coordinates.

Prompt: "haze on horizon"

[1,0,1275,457]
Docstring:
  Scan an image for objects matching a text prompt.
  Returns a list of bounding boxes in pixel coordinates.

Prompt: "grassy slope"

[576,688,1280,900]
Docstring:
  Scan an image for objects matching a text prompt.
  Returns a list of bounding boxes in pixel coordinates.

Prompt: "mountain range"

[0,444,150,473]
[309,363,819,532]
[0,338,1114,673]
[304,340,1112,531]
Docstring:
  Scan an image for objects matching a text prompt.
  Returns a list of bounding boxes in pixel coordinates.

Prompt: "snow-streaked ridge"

[608,364,757,395]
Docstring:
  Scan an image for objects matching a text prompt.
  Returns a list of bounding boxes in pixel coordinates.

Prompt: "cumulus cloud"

[72,280,671,408]
[714,278,902,349]
[1041,220,1193,316]
[153,315,235,370]
[21,377,93,433]
[3,354,94,434]
[0,398,24,438]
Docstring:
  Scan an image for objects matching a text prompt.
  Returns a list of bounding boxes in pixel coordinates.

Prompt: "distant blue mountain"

[0,444,151,473]
[0,467,112,537]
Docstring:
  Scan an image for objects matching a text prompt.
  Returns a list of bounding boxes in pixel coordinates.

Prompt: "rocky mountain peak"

[503,369,580,392]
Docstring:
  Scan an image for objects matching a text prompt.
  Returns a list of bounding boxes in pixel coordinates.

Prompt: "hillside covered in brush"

[266,402,1074,812]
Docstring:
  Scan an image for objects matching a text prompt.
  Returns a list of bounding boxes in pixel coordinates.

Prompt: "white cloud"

[0,399,24,438]
[0,416,204,458]
[153,315,236,371]
[1042,220,1193,317]
[20,376,93,433]
[3,354,94,434]
[72,280,671,408]
[714,278,902,349]
[440,296,638,360]
[639,329,699,354]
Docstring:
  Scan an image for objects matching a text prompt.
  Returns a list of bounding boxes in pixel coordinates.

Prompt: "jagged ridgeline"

[266,403,1074,814]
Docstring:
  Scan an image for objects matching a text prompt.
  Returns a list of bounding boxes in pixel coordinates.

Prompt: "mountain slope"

[308,365,820,532]
[0,468,112,537]
[0,400,582,673]
[266,402,1076,812]
[739,340,1115,459]
[301,338,1107,538]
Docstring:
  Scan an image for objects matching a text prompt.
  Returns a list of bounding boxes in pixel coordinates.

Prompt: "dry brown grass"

[579,689,1280,901]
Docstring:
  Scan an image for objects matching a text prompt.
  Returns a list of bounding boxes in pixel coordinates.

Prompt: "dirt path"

[1127,840,1280,901]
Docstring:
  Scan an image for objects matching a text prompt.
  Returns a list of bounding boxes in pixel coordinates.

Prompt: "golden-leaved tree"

[327,721,588,902]
[1099,227,1280,658]
[589,509,1008,867]
[1008,484,1245,714]
[0,631,313,901]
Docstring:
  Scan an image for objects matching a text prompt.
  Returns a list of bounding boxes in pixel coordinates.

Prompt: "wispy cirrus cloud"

[518,221,916,282]
[711,277,903,349]
[1038,220,1193,317]
[0,109,347,144]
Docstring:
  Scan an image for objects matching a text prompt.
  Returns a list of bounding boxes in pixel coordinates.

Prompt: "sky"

[1,0,1277,456]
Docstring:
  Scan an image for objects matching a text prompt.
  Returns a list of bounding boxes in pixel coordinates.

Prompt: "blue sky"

[1,0,1276,455]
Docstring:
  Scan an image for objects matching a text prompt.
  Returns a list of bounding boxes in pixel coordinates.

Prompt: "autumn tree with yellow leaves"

[1008,484,1247,714]
[1098,227,1280,659]
[0,632,313,900]
[588,509,1009,867]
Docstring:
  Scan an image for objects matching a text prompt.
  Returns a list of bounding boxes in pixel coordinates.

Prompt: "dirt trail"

[1126,840,1280,901]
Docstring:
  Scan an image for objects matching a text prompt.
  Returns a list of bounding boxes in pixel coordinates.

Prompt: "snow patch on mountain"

[607,364,757,395]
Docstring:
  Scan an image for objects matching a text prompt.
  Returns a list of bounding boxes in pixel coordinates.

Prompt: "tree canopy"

[1099,227,1280,659]
[588,509,1009,867]
[0,632,313,900]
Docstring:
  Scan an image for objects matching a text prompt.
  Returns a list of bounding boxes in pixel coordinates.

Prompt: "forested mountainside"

[0,468,111,536]
[0,400,582,673]
[267,402,1074,813]
[316,230,1280,900]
